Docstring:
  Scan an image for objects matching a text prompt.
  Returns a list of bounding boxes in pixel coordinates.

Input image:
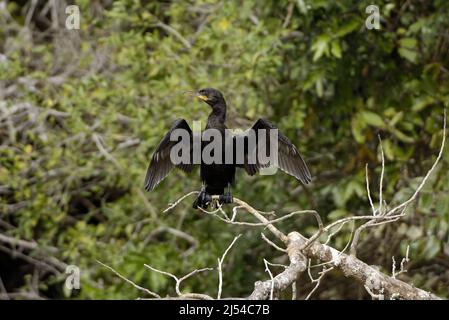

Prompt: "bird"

[144,88,311,209]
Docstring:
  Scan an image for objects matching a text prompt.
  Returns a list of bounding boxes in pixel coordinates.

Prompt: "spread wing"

[144,119,194,191]
[238,118,311,184]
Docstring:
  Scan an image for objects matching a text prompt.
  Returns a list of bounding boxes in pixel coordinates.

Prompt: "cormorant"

[144,88,311,209]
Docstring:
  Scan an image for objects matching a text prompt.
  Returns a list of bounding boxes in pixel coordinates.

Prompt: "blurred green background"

[0,0,448,299]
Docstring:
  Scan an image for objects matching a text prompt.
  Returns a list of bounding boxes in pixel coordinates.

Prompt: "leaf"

[412,96,435,112]
[311,35,330,61]
[409,19,427,33]
[388,127,415,143]
[351,114,367,143]
[398,48,417,63]
[315,78,323,97]
[399,37,417,49]
[383,139,395,160]
[388,111,403,127]
[335,19,359,37]
[331,41,342,58]
[360,111,386,128]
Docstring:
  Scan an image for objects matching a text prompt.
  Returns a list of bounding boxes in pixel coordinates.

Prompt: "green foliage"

[0,0,448,299]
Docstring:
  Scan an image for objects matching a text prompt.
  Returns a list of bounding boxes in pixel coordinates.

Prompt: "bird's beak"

[196,92,209,101]
[183,91,208,101]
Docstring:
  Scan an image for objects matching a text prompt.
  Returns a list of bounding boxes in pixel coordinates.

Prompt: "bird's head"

[195,88,225,107]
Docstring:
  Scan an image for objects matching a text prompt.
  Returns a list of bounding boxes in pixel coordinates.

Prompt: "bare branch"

[97,260,160,298]
[177,268,214,297]
[364,284,384,300]
[263,259,275,300]
[291,282,297,300]
[261,233,286,253]
[163,191,199,213]
[378,135,385,215]
[365,164,376,215]
[217,234,241,299]
[144,263,214,299]
[305,259,334,300]
[387,111,445,216]
[350,111,446,256]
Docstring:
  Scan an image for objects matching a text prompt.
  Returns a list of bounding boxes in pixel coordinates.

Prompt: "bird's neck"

[208,103,227,125]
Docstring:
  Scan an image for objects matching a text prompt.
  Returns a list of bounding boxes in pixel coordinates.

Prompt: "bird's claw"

[219,193,233,205]
[193,190,212,209]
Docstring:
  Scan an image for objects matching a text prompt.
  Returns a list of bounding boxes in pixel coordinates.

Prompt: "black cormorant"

[144,88,311,209]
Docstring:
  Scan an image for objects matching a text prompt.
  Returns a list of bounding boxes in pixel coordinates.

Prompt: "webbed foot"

[218,192,233,205]
[192,190,212,209]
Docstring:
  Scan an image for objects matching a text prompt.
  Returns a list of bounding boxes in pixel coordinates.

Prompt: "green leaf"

[388,111,403,127]
[335,19,359,37]
[383,139,395,160]
[412,96,435,112]
[399,37,417,49]
[360,111,386,128]
[311,35,330,61]
[398,48,417,63]
[351,114,367,143]
[388,127,415,143]
[315,78,323,97]
[331,41,342,58]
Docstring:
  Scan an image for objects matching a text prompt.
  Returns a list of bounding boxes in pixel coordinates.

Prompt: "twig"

[263,259,275,300]
[378,135,385,215]
[291,282,297,300]
[203,207,317,228]
[217,235,241,299]
[97,260,160,298]
[144,263,213,300]
[305,259,334,300]
[365,164,376,215]
[261,233,286,252]
[392,244,410,279]
[177,268,214,297]
[364,284,384,300]
[387,110,446,216]
[300,210,324,250]
[163,191,199,213]
[350,110,446,256]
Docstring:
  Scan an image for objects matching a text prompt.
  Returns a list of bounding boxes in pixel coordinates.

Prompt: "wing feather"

[144,119,194,191]
[239,118,311,184]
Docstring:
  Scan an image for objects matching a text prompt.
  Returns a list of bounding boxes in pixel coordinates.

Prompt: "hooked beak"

[196,94,209,101]
[183,90,209,101]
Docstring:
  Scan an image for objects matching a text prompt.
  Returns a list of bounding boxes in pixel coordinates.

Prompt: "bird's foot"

[219,192,233,205]
[192,191,212,209]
